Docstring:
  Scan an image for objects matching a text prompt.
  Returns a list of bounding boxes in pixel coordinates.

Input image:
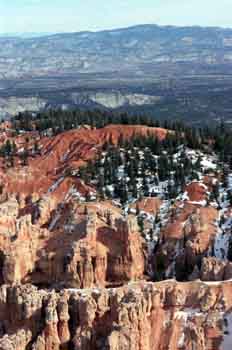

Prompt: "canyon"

[1,280,232,350]
[0,121,230,349]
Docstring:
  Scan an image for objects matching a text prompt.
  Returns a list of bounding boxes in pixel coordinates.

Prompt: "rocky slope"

[0,97,47,119]
[1,280,232,350]
[0,124,167,197]
[0,122,231,348]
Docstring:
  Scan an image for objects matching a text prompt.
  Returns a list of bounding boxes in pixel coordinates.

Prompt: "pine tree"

[106,210,112,226]
[20,149,29,166]
[137,216,144,233]
[5,140,12,157]
[83,205,88,215]
[136,202,140,216]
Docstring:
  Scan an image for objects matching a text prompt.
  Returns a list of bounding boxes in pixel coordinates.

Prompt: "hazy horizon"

[1,23,232,38]
[1,0,232,34]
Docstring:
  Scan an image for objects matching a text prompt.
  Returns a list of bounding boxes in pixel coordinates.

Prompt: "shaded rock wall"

[0,280,231,350]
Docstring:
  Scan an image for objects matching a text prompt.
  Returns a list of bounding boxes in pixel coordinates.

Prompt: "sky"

[1,0,232,34]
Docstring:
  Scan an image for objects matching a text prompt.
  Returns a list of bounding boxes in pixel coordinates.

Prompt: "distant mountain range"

[1,24,232,123]
[0,32,53,38]
[1,24,232,80]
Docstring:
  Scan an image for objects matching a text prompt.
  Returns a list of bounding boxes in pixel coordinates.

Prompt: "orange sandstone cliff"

[0,125,230,349]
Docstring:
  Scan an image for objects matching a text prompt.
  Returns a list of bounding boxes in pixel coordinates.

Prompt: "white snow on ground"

[165,241,182,278]
[65,185,81,200]
[202,280,232,286]
[227,174,232,190]
[159,200,171,224]
[165,260,176,279]
[182,192,190,201]
[62,150,70,161]
[214,228,230,260]
[174,308,202,322]
[221,313,232,350]
[177,333,185,349]
[175,309,203,349]
[174,311,188,323]
[106,184,114,193]
[211,170,232,261]
[142,200,172,277]
[223,217,232,230]
[201,157,217,170]
[188,200,207,206]
[180,190,207,206]
[214,204,232,260]
[48,184,82,230]
[112,200,121,207]
[47,176,64,194]
[49,211,61,231]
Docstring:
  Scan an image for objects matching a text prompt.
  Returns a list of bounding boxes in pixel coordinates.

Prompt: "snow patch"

[49,211,61,231]
[214,228,230,260]
[47,177,64,194]
[188,200,207,206]
[221,313,232,350]
[182,192,190,201]
[201,158,217,170]
[227,174,232,190]
[177,333,185,348]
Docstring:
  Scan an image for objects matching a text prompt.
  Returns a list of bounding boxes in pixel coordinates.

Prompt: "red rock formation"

[0,124,230,350]
[130,197,162,215]
[0,198,145,288]
[0,280,231,350]
[0,125,169,198]
[153,202,219,281]
[185,181,208,202]
[201,257,232,281]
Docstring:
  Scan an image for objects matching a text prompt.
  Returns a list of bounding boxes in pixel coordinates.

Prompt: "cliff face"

[153,201,219,281]
[0,280,231,350]
[0,97,46,119]
[0,124,231,349]
[0,198,145,289]
[79,92,161,109]
[0,125,170,290]
[0,124,168,197]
